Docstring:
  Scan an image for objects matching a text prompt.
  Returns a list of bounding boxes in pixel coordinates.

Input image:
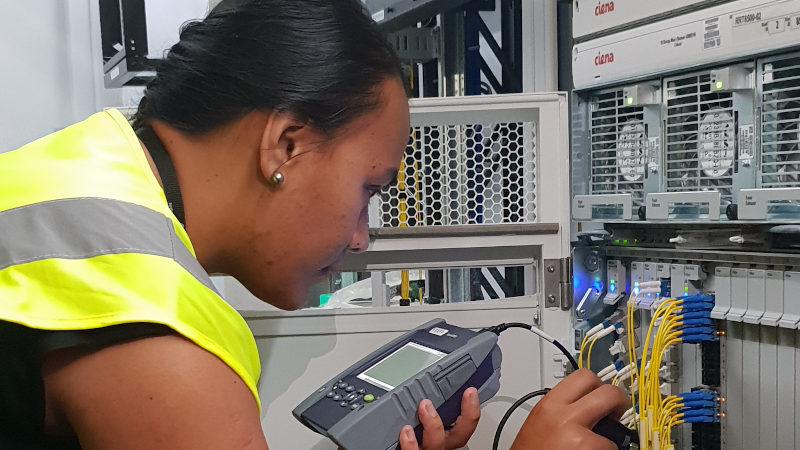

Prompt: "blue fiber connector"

[682,302,715,312]
[682,409,716,419]
[681,318,713,327]
[679,391,716,401]
[680,327,715,336]
[681,400,716,409]
[682,311,712,320]
[683,335,715,343]
[683,416,718,423]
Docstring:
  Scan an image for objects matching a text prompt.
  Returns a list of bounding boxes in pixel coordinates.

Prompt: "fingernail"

[404,426,415,441]
[424,400,437,417]
[468,388,478,401]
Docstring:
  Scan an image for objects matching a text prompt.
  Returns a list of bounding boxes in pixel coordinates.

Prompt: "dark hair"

[133,0,403,135]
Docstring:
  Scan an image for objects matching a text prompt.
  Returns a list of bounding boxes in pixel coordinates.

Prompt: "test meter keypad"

[324,381,377,410]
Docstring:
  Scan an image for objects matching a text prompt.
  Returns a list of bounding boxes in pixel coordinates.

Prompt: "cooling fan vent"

[760,54,800,188]
[665,72,735,203]
[589,89,646,206]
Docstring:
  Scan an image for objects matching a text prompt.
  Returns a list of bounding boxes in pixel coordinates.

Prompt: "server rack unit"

[737,51,800,219]
[572,0,724,41]
[572,81,662,221]
[662,65,755,211]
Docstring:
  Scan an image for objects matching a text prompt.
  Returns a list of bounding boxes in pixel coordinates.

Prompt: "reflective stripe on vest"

[0,109,261,410]
[0,197,216,293]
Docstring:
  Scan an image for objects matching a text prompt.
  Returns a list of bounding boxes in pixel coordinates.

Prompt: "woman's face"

[233,79,409,310]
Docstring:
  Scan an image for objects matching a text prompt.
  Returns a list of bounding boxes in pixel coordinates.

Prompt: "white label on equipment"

[429,327,448,336]
[763,63,774,84]
[110,66,120,80]
[739,124,755,164]
[768,17,787,34]
[648,137,660,173]
[703,17,722,50]
[791,15,800,30]
[372,9,385,22]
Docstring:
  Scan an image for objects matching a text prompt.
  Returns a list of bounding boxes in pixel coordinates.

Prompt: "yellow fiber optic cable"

[645,314,681,429]
[638,297,681,448]
[625,293,638,411]
[578,332,590,369]
[586,335,600,371]
[665,416,684,444]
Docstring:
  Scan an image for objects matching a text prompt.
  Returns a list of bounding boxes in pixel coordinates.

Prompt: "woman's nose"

[347,209,370,253]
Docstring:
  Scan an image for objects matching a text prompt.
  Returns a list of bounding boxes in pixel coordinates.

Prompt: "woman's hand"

[398,387,481,450]
[510,369,629,450]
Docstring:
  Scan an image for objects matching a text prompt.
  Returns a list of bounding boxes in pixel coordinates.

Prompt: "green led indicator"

[715,81,723,90]
[623,239,629,245]
[627,97,634,105]
[610,279,616,284]
[684,286,689,291]
[615,239,620,244]
[634,282,640,287]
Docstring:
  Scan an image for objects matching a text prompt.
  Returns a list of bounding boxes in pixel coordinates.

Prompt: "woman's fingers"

[444,388,481,449]
[398,425,420,450]
[417,399,446,450]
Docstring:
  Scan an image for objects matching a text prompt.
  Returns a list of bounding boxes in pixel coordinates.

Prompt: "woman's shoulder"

[42,332,269,449]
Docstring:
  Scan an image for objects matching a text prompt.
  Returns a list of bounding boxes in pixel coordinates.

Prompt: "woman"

[0,0,626,448]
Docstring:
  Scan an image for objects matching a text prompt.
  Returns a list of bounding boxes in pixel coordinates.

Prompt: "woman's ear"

[257,112,310,182]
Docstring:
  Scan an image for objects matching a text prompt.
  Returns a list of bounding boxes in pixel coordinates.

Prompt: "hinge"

[544,257,572,310]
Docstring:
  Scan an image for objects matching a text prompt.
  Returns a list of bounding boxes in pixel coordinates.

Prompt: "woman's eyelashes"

[367,185,383,198]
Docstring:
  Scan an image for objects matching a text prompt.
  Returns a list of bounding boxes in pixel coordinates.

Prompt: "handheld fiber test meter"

[294,318,637,450]
[293,319,501,450]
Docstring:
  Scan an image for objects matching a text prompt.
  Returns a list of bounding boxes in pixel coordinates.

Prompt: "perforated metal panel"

[589,88,647,207]
[664,71,736,203]
[759,52,800,188]
[379,121,537,227]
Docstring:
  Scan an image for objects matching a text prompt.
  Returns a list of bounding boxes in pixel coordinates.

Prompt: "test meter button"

[363,394,375,403]
[339,401,348,407]
[332,395,342,401]
[357,388,366,394]
[326,392,335,398]
[345,386,355,392]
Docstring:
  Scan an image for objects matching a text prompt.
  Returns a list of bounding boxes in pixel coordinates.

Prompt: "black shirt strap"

[135,126,186,226]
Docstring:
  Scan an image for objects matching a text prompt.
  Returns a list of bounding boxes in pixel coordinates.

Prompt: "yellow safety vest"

[0,109,261,409]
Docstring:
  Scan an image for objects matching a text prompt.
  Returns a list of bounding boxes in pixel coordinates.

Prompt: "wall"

[0,1,127,153]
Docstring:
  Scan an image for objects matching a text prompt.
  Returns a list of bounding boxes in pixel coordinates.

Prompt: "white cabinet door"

[225,93,574,449]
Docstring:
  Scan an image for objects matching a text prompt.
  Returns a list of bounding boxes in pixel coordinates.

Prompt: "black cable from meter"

[481,322,635,450]
[491,388,550,450]
[479,322,579,370]
[480,323,579,450]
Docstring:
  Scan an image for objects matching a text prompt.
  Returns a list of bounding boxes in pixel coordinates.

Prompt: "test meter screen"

[357,342,447,390]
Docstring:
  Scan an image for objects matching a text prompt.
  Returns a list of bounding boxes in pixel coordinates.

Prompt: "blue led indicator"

[610,284,616,293]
